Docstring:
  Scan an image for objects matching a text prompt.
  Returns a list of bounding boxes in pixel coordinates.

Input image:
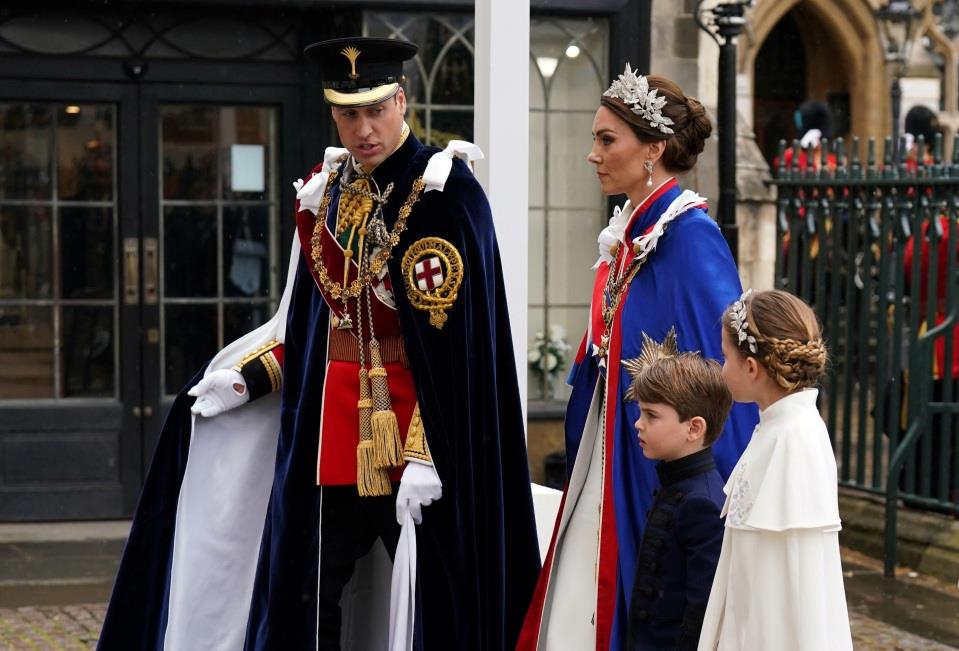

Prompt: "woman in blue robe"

[519,69,758,650]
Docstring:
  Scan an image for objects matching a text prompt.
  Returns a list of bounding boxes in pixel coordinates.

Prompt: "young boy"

[623,329,732,651]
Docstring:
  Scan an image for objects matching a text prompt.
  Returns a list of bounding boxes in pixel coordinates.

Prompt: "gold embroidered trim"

[403,402,432,463]
[233,339,281,370]
[310,160,427,302]
[336,177,374,237]
[260,352,282,392]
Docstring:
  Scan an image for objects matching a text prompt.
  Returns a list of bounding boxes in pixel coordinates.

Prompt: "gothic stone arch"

[745,0,887,147]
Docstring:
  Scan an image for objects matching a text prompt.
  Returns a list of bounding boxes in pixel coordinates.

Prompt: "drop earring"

[644,159,654,187]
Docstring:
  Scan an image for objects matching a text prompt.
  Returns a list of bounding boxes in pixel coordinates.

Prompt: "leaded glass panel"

[0,102,119,401]
[159,105,278,396]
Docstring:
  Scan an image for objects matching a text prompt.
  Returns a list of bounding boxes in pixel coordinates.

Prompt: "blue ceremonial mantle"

[97,134,540,650]
[565,181,758,649]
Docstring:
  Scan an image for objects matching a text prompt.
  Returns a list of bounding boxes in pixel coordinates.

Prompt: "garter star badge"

[401,237,463,329]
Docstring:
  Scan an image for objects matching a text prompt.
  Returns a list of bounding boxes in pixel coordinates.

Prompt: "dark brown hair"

[600,73,712,172]
[629,352,732,446]
[722,289,828,391]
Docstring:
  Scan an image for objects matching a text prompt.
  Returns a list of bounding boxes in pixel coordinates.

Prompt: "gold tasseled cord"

[368,338,404,469]
[356,366,391,496]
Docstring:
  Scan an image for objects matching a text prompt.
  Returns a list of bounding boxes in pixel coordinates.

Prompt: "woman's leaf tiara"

[603,64,675,135]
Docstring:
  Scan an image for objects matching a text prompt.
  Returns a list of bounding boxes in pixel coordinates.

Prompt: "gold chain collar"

[596,220,675,359]
[309,160,427,301]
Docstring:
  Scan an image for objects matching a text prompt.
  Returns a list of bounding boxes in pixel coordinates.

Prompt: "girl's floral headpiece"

[730,289,758,354]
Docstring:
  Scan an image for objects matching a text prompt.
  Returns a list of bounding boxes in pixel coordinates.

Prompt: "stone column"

[474,0,530,411]
[735,112,777,290]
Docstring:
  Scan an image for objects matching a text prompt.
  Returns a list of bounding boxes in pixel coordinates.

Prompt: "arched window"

[365,13,475,147]
[529,19,608,403]
[364,12,609,404]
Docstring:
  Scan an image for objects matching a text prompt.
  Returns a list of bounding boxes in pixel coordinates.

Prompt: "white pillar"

[474,0,530,417]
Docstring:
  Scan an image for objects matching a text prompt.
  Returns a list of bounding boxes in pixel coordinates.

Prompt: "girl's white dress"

[698,389,853,651]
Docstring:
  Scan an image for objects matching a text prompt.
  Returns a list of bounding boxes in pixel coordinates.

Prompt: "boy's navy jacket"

[628,447,725,651]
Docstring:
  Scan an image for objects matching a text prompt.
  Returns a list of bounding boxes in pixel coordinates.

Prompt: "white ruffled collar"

[593,179,707,270]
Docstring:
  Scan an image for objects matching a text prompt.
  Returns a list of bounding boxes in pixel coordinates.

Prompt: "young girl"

[698,289,853,650]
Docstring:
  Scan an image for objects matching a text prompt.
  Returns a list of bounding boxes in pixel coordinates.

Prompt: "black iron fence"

[770,135,959,577]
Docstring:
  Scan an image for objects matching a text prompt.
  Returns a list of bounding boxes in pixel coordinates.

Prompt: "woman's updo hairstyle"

[722,289,828,391]
[600,73,712,172]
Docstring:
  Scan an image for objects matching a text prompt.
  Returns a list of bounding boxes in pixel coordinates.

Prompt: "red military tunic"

[248,163,417,485]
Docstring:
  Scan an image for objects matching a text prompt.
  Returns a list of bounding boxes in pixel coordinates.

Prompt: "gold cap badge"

[341,46,361,80]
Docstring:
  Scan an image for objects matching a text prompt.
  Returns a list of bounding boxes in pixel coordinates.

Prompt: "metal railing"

[770,135,959,577]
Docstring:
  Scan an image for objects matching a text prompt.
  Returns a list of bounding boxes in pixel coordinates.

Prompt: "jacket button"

[638,609,649,621]
[652,488,660,497]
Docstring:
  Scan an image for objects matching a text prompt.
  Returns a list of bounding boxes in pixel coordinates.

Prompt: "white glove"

[395,462,442,525]
[799,128,822,150]
[188,369,249,418]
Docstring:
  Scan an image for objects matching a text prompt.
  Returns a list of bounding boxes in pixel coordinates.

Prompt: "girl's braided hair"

[723,289,827,391]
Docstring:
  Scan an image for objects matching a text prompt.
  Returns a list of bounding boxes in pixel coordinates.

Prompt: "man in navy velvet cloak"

[98,36,540,650]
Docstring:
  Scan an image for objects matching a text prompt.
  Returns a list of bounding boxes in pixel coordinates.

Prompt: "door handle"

[144,237,158,305]
[123,238,139,305]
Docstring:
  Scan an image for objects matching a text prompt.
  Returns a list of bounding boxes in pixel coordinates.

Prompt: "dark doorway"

[0,73,302,521]
[753,11,807,166]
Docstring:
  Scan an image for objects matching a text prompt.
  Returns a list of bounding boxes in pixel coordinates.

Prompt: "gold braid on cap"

[623,327,679,402]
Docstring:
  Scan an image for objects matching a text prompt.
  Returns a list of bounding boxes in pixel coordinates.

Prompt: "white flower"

[529,324,571,380]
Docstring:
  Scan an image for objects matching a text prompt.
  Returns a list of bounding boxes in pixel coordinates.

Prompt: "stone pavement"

[850,611,959,650]
[842,548,959,650]
[0,602,955,649]
[0,604,104,650]
[0,528,957,650]
[0,601,955,650]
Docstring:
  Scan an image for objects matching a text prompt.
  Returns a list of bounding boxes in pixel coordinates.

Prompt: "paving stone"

[0,604,105,650]
[851,611,959,650]
[0,601,957,649]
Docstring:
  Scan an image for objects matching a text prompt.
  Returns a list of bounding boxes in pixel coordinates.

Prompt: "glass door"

[0,83,141,519]
[157,104,279,399]
[0,81,295,521]
[137,83,296,461]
